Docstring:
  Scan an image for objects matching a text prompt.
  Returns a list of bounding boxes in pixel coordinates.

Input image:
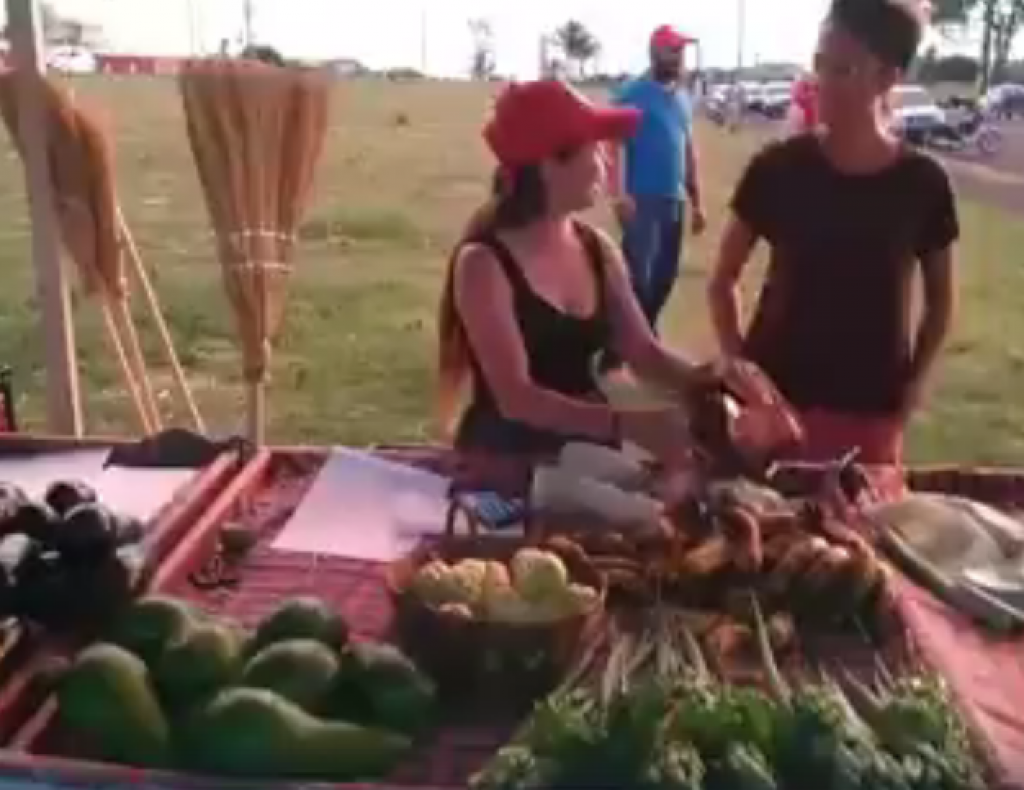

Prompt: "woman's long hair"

[436,164,548,435]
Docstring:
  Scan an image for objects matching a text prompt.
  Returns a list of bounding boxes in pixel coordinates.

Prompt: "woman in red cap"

[437,80,705,462]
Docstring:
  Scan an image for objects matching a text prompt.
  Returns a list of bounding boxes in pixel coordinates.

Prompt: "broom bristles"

[179,58,329,381]
[0,72,122,298]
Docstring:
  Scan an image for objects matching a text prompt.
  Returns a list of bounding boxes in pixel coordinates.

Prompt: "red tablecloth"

[23,447,1024,790]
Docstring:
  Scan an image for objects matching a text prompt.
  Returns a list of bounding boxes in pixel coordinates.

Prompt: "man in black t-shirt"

[706,0,958,466]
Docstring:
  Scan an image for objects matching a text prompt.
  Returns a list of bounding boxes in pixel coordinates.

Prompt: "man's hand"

[690,204,707,236]
[612,195,636,229]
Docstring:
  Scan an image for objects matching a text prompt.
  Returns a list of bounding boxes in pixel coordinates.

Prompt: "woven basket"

[386,535,606,712]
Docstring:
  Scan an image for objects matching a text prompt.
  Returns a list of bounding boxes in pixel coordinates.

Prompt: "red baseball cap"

[650,25,694,51]
[483,80,640,167]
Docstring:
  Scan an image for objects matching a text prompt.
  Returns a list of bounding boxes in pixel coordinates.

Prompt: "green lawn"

[1,77,1023,465]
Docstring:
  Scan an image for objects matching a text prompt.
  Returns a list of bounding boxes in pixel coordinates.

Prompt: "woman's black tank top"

[455,222,614,456]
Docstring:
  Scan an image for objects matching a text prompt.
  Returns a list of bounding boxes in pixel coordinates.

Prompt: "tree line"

[932,0,1022,88]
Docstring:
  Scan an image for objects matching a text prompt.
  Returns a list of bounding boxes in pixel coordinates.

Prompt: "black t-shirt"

[731,134,959,416]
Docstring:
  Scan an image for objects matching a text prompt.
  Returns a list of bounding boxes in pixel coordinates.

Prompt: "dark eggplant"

[12,544,134,631]
[0,483,26,536]
[0,483,27,505]
[112,515,145,547]
[12,546,71,627]
[8,501,59,544]
[44,480,98,518]
[53,503,118,564]
[65,552,136,630]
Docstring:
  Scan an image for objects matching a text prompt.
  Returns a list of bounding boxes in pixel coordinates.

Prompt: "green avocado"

[57,643,170,768]
[108,596,198,668]
[154,622,243,710]
[252,597,349,654]
[182,687,410,781]
[332,642,436,735]
[242,639,339,712]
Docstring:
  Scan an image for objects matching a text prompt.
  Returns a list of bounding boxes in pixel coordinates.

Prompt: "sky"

[0,0,839,74]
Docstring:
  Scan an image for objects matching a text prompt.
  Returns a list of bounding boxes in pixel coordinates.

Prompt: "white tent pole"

[5,0,83,435]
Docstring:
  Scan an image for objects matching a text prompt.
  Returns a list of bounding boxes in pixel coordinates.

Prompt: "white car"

[759,81,794,119]
[887,85,946,142]
[47,46,97,74]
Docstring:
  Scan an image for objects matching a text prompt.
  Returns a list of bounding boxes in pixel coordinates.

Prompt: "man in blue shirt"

[610,25,706,332]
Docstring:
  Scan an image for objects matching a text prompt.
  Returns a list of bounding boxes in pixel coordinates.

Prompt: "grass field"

[2,77,1024,464]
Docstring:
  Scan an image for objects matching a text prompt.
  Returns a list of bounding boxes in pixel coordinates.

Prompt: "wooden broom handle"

[100,296,153,434]
[117,208,205,433]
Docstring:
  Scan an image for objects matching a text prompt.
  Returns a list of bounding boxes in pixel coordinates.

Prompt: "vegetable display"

[0,480,145,631]
[470,605,987,790]
[537,466,896,634]
[55,594,437,782]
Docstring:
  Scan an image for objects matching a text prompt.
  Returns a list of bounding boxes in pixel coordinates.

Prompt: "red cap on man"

[650,25,695,51]
[483,80,640,167]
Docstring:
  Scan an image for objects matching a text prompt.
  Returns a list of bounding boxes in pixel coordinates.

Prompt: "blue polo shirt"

[613,75,692,200]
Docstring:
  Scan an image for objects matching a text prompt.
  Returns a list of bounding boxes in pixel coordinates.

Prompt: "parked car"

[48,46,97,74]
[758,81,794,119]
[888,84,946,145]
[982,83,1024,119]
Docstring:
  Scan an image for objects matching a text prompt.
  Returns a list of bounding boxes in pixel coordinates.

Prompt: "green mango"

[108,596,198,668]
[154,622,243,710]
[57,643,170,768]
[333,642,436,735]
[184,687,409,781]
[242,639,339,712]
[252,597,349,654]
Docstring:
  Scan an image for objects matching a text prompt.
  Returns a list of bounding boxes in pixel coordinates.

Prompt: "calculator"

[452,490,528,531]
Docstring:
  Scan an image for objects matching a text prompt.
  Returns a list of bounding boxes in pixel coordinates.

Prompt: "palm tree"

[553,20,601,81]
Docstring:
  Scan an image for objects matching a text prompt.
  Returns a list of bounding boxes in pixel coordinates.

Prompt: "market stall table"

[3,445,1024,789]
[0,432,244,742]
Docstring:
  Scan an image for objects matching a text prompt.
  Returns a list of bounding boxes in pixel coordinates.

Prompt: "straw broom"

[179,59,328,444]
[0,73,205,433]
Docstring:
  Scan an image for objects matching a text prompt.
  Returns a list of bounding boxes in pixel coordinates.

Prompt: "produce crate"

[6,446,1024,790]
[0,432,245,743]
[7,448,514,790]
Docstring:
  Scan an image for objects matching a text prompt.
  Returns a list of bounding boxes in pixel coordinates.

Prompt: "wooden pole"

[5,0,83,435]
[116,208,205,433]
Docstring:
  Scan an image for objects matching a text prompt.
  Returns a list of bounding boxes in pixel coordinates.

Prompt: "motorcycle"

[924,103,1004,158]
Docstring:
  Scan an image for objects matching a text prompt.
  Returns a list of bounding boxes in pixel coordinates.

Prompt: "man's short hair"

[827,0,926,70]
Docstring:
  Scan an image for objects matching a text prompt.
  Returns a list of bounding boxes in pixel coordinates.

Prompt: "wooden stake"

[246,378,266,445]
[6,0,82,435]
[116,208,205,433]
[100,297,152,433]
[110,296,161,432]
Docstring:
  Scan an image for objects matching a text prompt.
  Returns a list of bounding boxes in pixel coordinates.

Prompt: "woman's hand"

[617,407,694,467]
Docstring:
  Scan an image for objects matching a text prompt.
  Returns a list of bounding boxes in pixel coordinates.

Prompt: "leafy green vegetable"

[643,740,705,790]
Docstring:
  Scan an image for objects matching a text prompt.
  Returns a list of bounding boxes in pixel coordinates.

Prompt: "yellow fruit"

[410,560,461,606]
[510,549,569,602]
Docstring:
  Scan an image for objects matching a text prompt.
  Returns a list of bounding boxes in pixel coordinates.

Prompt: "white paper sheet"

[271,447,450,561]
[0,449,198,523]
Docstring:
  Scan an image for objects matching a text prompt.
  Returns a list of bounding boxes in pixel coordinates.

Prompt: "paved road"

[941,121,1024,214]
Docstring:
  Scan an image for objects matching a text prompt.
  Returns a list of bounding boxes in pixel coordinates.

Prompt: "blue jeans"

[621,196,685,329]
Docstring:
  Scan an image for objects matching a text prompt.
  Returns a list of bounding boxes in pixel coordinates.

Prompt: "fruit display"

[470,606,987,790]
[389,539,607,704]
[54,594,436,782]
[409,547,601,625]
[0,479,146,631]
